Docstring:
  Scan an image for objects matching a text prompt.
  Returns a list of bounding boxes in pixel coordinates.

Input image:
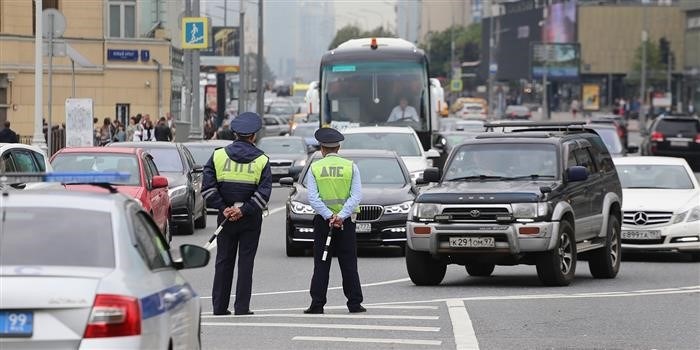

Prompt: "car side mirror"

[279,177,295,187]
[433,141,444,150]
[425,149,440,159]
[422,167,441,183]
[566,166,589,182]
[192,165,204,173]
[152,175,169,189]
[627,144,639,154]
[176,244,210,269]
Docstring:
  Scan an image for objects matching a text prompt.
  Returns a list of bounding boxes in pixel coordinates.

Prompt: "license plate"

[271,167,288,175]
[622,230,661,240]
[356,223,372,233]
[449,236,495,248]
[670,141,689,148]
[0,311,33,338]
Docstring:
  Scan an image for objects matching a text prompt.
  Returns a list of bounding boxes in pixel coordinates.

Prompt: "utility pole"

[183,0,192,134]
[639,4,648,133]
[189,0,202,139]
[47,12,54,155]
[238,0,246,115]
[32,0,47,151]
[487,0,497,119]
[256,0,264,115]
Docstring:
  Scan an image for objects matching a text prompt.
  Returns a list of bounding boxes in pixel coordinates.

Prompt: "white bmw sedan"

[0,182,208,349]
[614,156,700,261]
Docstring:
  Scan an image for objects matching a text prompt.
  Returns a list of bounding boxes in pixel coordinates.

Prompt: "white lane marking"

[202,313,439,320]
[202,322,440,332]
[446,299,480,350]
[199,277,411,299]
[292,336,442,346]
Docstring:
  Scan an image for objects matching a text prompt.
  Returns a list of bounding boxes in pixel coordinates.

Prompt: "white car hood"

[401,156,428,174]
[622,189,699,213]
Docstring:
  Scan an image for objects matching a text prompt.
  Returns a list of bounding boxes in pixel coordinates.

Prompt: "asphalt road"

[174,181,700,350]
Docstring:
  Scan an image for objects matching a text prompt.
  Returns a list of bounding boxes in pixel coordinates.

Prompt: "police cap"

[314,127,344,148]
[230,112,262,136]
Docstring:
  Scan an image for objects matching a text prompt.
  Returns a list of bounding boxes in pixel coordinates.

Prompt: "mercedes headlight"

[384,201,413,215]
[512,203,548,219]
[686,206,700,222]
[290,201,315,215]
[168,185,187,198]
[413,203,439,221]
[672,211,688,224]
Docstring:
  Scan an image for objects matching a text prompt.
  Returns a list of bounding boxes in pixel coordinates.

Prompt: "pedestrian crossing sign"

[182,17,209,49]
[450,79,463,92]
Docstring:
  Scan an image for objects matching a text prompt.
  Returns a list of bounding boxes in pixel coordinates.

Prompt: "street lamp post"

[32,0,47,151]
[238,0,246,115]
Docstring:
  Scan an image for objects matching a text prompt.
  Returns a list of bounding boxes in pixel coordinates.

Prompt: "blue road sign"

[182,17,209,49]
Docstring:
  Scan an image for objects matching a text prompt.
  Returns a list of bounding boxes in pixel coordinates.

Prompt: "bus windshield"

[321,60,429,131]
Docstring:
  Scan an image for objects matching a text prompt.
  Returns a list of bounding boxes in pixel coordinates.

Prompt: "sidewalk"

[531,110,640,132]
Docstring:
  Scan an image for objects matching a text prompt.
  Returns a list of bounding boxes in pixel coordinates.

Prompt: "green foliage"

[630,41,667,82]
[419,24,481,77]
[328,25,396,50]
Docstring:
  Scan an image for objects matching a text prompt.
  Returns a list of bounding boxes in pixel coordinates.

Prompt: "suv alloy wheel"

[536,220,577,286]
[406,246,446,286]
[588,215,621,278]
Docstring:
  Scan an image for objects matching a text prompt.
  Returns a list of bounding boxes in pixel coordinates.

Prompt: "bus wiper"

[504,174,556,180]
[447,175,505,181]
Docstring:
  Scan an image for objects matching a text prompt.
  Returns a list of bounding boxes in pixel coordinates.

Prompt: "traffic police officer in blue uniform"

[304,128,365,314]
[202,112,272,316]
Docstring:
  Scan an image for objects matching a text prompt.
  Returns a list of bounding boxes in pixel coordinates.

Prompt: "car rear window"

[616,164,694,189]
[51,153,141,185]
[343,133,422,157]
[185,146,217,166]
[143,148,184,173]
[593,128,623,154]
[0,208,115,267]
[258,138,306,154]
[655,119,700,135]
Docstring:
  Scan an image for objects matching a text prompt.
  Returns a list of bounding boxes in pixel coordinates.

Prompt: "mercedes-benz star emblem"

[469,210,481,218]
[633,212,648,225]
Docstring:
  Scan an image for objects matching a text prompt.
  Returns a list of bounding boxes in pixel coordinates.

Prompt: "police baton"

[204,220,227,251]
[322,220,342,262]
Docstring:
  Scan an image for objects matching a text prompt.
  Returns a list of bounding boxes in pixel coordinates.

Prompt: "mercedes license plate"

[622,230,661,240]
[356,223,372,233]
[670,141,689,148]
[449,237,495,248]
[271,167,288,175]
[0,311,33,338]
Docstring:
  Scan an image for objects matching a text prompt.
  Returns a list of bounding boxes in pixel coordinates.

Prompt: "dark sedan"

[280,150,417,256]
[109,141,207,234]
[589,114,628,148]
[257,136,311,181]
[587,124,638,157]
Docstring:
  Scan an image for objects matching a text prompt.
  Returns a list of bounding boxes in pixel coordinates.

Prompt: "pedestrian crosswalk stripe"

[202,313,439,320]
[292,336,442,346]
[447,299,480,350]
[202,322,440,332]
[202,304,440,314]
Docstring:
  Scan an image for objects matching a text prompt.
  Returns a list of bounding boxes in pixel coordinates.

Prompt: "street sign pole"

[32,0,47,152]
[238,0,246,115]
[47,12,53,155]
[189,0,202,140]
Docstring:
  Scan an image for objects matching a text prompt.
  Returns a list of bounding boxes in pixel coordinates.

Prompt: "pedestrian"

[204,116,216,140]
[99,118,114,146]
[571,98,580,119]
[141,120,156,141]
[202,112,272,316]
[303,128,365,314]
[0,121,19,143]
[155,117,172,141]
[166,112,177,140]
[215,121,235,140]
[126,117,137,142]
[115,124,126,142]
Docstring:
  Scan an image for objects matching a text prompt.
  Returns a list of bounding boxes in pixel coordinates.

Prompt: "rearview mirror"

[152,175,169,189]
[566,166,589,182]
[279,177,295,187]
[425,149,440,159]
[177,244,210,269]
[422,167,441,183]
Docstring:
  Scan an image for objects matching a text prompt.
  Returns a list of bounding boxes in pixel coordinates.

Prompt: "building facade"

[0,0,179,136]
[419,0,473,43]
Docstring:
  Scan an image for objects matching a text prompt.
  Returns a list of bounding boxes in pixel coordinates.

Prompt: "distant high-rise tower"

[396,0,421,43]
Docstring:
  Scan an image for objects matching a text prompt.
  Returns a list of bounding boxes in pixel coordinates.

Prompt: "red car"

[50,147,172,241]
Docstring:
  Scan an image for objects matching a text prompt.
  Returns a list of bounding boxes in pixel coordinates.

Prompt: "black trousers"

[212,213,262,314]
[309,215,363,309]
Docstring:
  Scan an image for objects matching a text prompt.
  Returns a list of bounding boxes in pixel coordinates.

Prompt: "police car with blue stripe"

[0,172,209,349]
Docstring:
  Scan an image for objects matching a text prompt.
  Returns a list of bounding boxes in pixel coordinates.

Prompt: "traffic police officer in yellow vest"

[304,128,365,314]
[202,112,272,316]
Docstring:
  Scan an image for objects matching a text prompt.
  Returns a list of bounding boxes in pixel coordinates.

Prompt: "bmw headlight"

[290,201,315,215]
[512,203,548,219]
[413,203,440,221]
[168,185,187,198]
[384,201,413,215]
[295,158,307,167]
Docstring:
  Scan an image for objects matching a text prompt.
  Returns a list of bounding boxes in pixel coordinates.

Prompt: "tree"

[419,24,481,78]
[629,41,666,83]
[328,25,396,50]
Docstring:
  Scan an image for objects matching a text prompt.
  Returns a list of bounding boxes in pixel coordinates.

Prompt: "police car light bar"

[0,172,131,185]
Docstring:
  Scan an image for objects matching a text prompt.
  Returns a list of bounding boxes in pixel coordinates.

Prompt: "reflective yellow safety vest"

[310,155,360,214]
[213,148,268,185]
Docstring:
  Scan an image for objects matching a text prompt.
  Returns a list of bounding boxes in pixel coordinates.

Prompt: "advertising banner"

[65,98,94,147]
[582,84,600,111]
[531,43,580,80]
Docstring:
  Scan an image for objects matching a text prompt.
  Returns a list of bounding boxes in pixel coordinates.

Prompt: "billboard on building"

[531,43,580,80]
[582,84,600,111]
[65,98,94,147]
[201,27,239,57]
[542,0,577,43]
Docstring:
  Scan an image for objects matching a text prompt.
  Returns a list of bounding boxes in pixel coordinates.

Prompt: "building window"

[108,0,136,38]
[32,0,60,35]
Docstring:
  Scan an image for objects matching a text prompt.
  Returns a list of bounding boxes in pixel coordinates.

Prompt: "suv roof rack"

[484,121,588,133]
[0,172,130,194]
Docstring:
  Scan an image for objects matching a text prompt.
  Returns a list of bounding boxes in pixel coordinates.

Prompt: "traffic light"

[659,37,670,65]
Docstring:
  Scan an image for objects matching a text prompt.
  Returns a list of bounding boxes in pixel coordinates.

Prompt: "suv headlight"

[512,203,548,219]
[384,201,413,215]
[168,185,187,198]
[290,201,315,214]
[413,203,439,221]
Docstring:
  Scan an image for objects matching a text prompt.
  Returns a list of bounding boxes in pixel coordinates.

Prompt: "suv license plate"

[356,223,372,233]
[622,230,661,240]
[670,141,689,147]
[0,311,33,337]
[271,167,288,175]
[449,237,495,248]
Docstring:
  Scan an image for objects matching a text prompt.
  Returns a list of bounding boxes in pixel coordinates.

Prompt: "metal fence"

[20,128,66,156]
